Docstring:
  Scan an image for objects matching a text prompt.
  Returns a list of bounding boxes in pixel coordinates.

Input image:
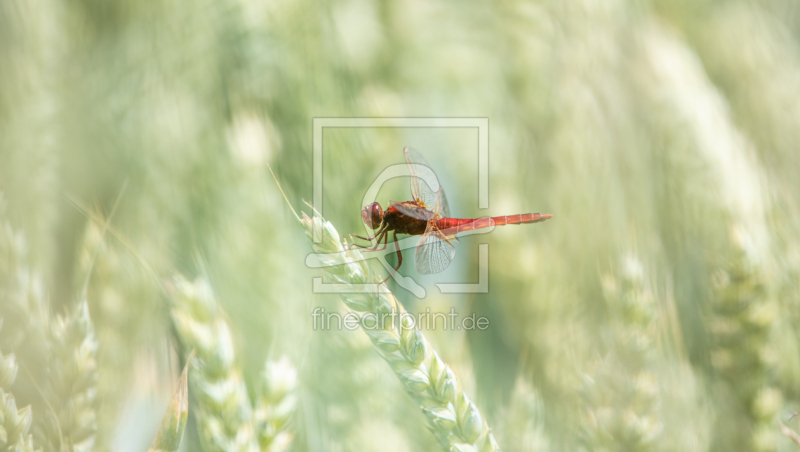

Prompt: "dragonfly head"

[361,202,383,229]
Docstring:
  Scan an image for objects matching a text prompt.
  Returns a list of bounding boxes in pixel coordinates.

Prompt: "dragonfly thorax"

[361,202,384,229]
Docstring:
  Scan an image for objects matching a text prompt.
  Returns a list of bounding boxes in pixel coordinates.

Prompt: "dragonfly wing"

[390,201,434,221]
[415,221,456,274]
[433,187,451,220]
[432,188,458,243]
[404,147,441,210]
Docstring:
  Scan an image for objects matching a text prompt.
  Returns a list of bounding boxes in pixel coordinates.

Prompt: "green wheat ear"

[0,327,42,452]
[37,299,99,452]
[299,207,499,452]
[579,255,662,452]
[708,227,780,451]
[166,275,259,452]
[494,378,550,451]
[149,352,193,452]
[254,357,297,452]
[0,205,48,366]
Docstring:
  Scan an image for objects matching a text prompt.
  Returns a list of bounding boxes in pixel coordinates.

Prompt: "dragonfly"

[346,147,552,282]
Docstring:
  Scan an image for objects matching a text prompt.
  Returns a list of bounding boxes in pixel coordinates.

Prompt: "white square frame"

[311,117,490,298]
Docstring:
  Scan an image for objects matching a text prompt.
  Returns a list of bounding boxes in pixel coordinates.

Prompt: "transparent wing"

[404,147,424,206]
[389,201,434,221]
[433,188,458,243]
[433,187,450,219]
[415,221,456,274]
[404,147,449,214]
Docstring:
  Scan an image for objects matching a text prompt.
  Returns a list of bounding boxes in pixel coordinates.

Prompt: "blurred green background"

[2,0,800,451]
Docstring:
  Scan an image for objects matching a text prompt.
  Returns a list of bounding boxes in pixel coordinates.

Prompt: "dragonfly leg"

[344,232,378,242]
[380,232,402,284]
[342,226,385,245]
[347,242,371,250]
[350,230,388,252]
[373,231,390,252]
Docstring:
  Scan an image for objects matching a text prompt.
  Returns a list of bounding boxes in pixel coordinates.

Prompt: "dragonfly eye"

[362,202,383,229]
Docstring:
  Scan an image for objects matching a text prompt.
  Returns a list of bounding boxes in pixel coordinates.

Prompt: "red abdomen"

[436,213,552,234]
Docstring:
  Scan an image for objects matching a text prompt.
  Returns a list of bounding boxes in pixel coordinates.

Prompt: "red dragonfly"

[346,147,552,282]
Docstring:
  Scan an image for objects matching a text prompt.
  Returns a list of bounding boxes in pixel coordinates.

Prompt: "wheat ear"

[37,300,98,452]
[167,275,259,452]
[708,229,780,451]
[579,256,662,451]
[0,210,48,368]
[254,357,297,452]
[299,208,499,452]
[0,329,42,452]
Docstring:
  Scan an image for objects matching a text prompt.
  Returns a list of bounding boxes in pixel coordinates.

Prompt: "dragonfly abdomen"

[492,213,552,226]
[437,213,552,234]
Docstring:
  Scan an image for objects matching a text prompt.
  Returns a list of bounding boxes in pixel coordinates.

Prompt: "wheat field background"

[2,0,800,451]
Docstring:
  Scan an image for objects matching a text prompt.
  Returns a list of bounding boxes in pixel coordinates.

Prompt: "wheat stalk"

[167,275,259,452]
[299,207,498,452]
[779,421,800,446]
